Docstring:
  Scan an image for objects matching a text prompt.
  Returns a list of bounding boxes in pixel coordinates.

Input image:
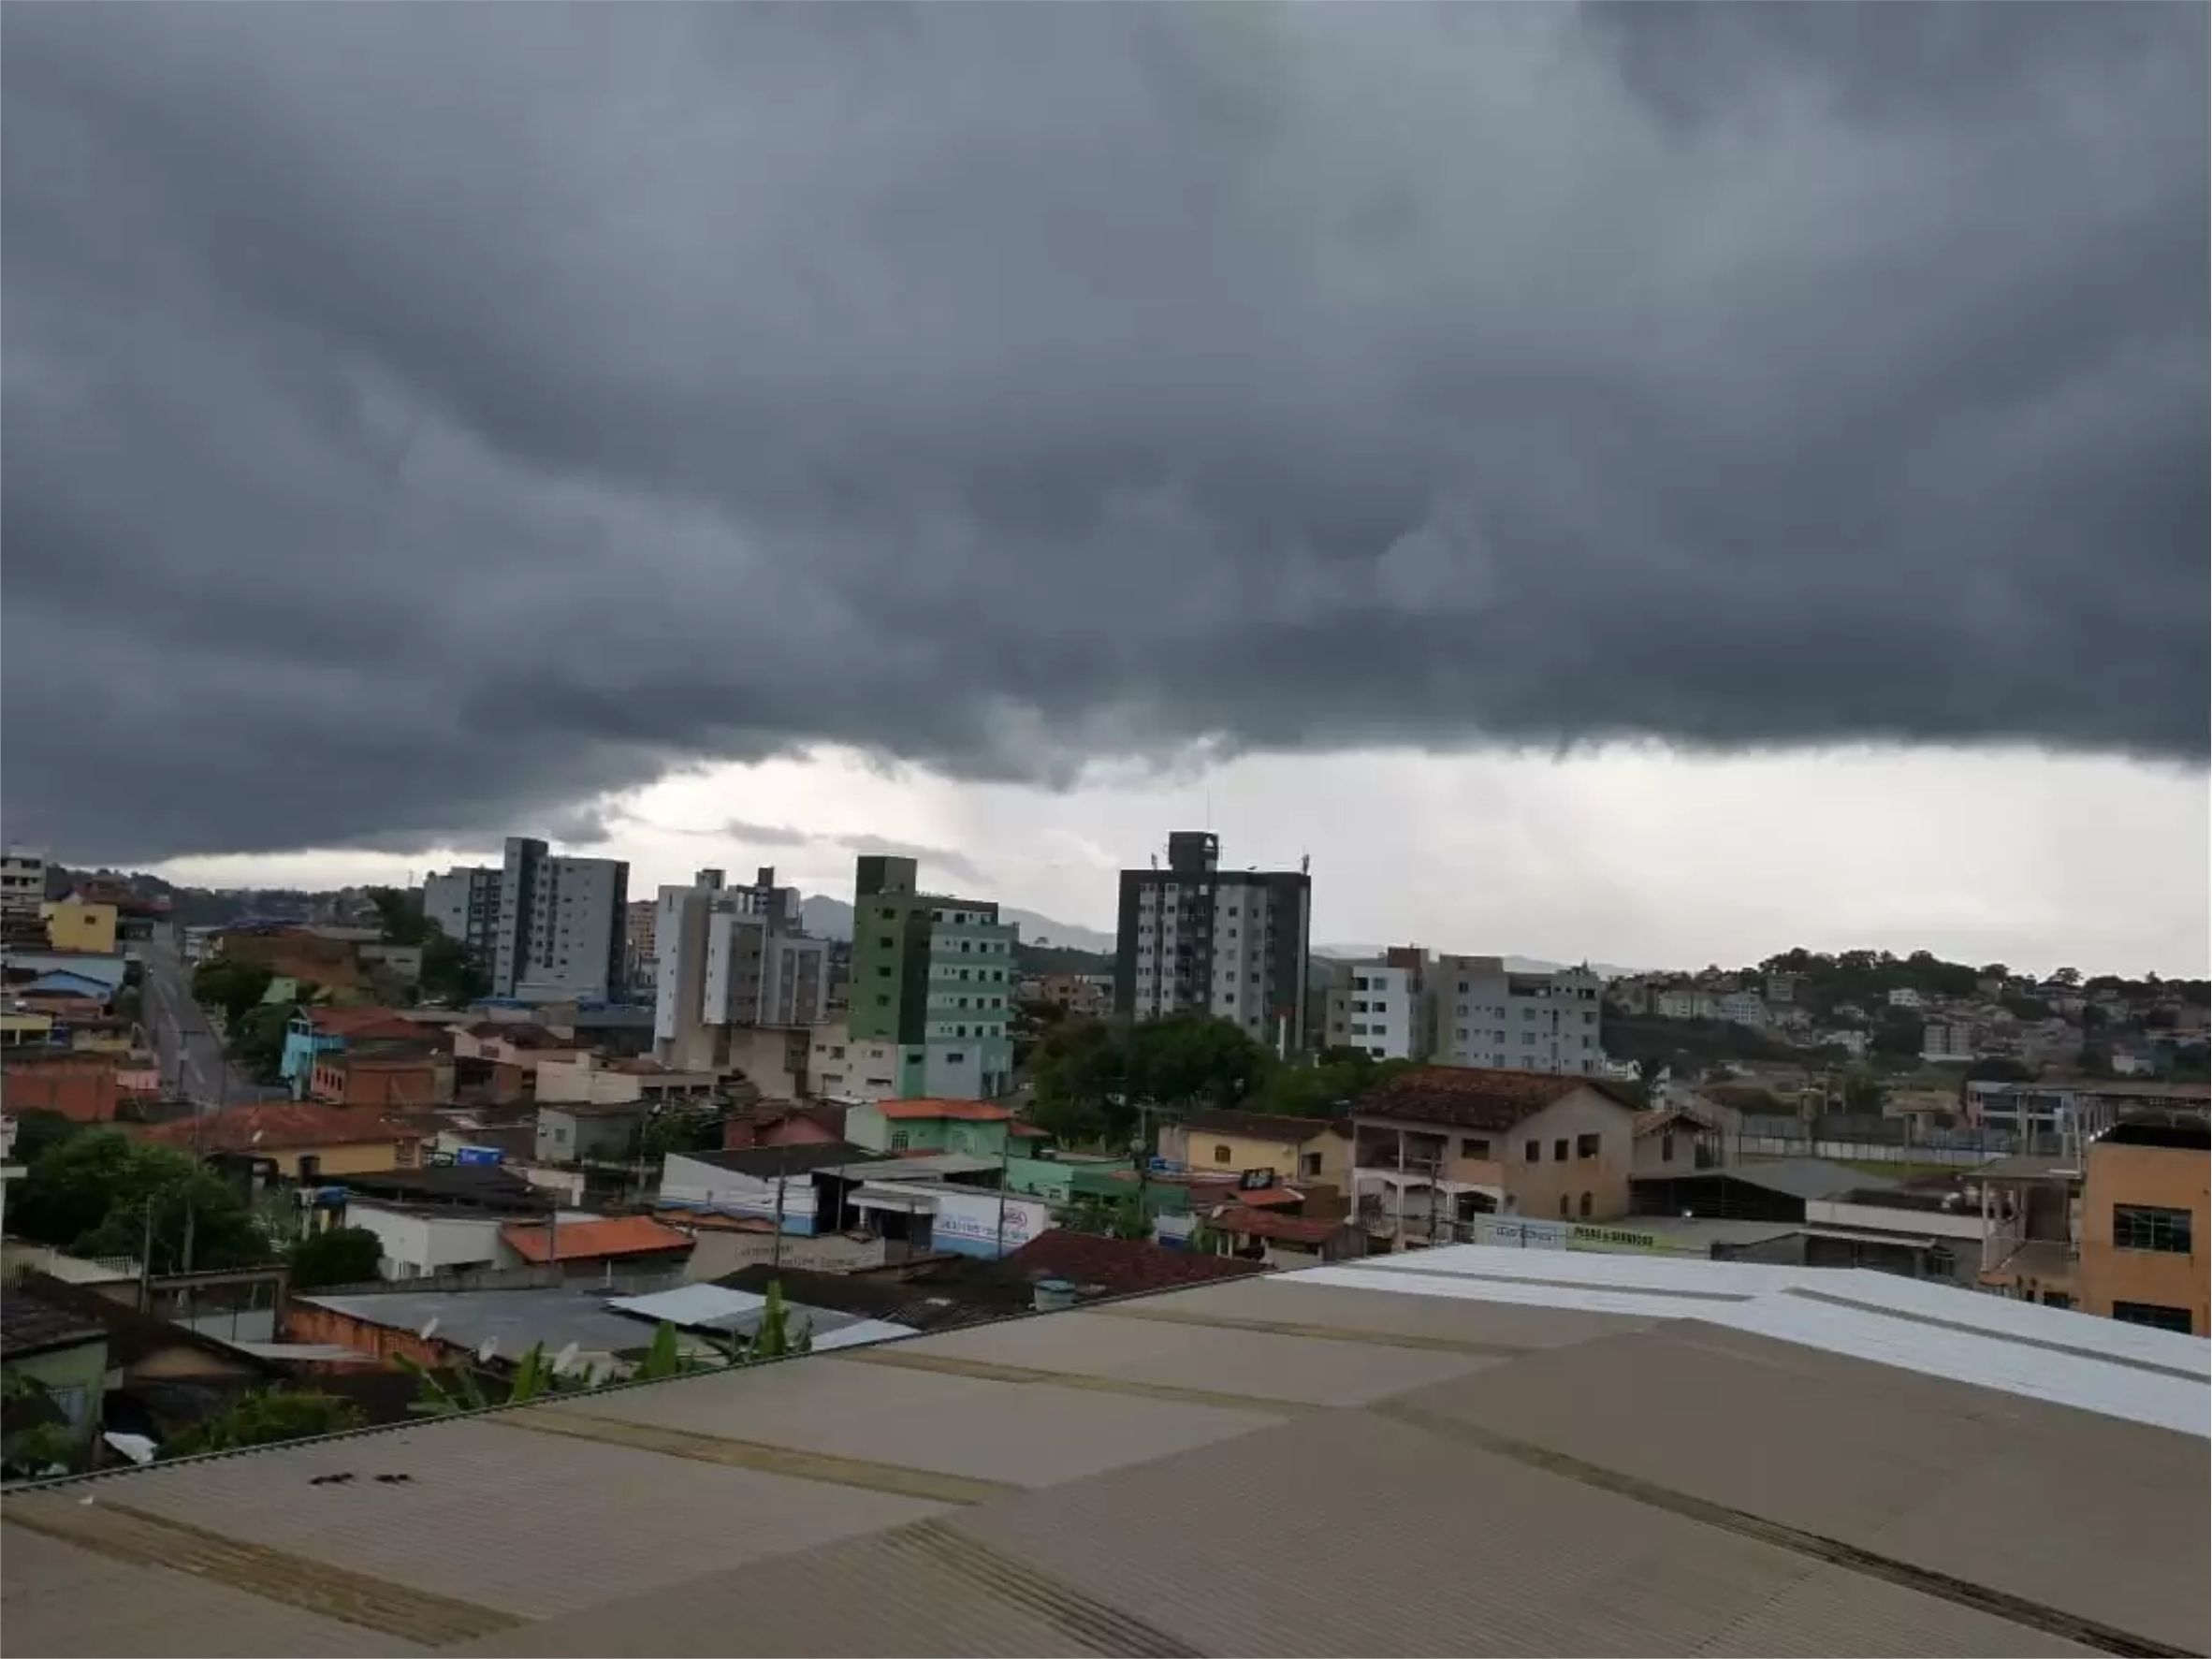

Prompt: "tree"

[229,1003,293,1084]
[191,959,274,1028]
[1840,1066,1887,1114]
[418,924,489,1005]
[2050,966,2082,987]
[164,1389,365,1457]
[365,886,429,946]
[636,1104,718,1165]
[15,1130,272,1273]
[286,1227,384,1290]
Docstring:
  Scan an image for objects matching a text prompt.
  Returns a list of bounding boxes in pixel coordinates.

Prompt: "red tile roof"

[1210,1206,1342,1245]
[137,1103,432,1154]
[875,1099,1016,1122]
[1004,1231,1267,1295]
[500,1216,695,1264]
[1182,1108,1350,1142]
[1354,1067,1641,1131]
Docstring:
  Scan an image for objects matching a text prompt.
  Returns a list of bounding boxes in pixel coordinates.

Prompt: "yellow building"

[40,900,118,955]
[1159,1109,1354,1187]
[1,1011,55,1049]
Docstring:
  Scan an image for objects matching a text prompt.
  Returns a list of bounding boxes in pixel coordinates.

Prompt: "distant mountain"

[797,894,1113,953]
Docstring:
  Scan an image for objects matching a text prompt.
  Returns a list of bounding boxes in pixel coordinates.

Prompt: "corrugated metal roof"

[7,1248,2205,1658]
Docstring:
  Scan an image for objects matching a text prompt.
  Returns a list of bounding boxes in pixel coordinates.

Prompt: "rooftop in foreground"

[3,1246,2205,1657]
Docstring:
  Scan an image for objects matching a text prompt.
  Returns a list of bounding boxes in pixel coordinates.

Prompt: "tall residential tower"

[1114,831,1311,1053]
[652,866,830,1070]
[846,855,1015,1099]
[488,837,629,1002]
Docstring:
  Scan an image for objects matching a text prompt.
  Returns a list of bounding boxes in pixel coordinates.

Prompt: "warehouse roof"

[1633,1155,1897,1202]
[5,1247,2205,1657]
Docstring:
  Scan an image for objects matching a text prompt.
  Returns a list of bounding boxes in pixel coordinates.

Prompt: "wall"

[532,1058,644,1105]
[929,1188,1055,1259]
[808,1024,903,1103]
[39,901,118,955]
[0,1058,119,1123]
[677,1229,887,1281]
[311,1058,453,1108]
[343,1202,511,1279]
[1170,1125,1347,1186]
[269,1141,421,1179]
[285,1302,461,1368]
[534,1107,641,1163]
[1501,1093,1637,1220]
[2077,1142,2208,1334]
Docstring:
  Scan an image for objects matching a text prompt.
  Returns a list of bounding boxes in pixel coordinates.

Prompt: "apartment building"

[1,847,47,920]
[1321,949,1427,1060]
[423,864,501,966]
[622,899,658,994]
[846,855,1015,1100]
[1430,956,1605,1076]
[652,867,829,1071]
[1716,990,1768,1028]
[1920,1019,1975,1063]
[1113,831,1311,1053]
[2076,1115,2207,1336]
[488,837,629,1003]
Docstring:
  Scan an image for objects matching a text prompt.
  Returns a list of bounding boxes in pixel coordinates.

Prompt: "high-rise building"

[623,899,659,995]
[846,855,1015,1100]
[1114,831,1311,1053]
[652,866,830,1070]
[1430,955,1604,1076]
[489,837,629,1003]
[423,865,501,965]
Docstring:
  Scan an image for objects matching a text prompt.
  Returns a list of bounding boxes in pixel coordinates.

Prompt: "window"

[1552,1139,1568,1161]
[1461,1137,1491,1159]
[1302,1152,1322,1178]
[1524,1140,1540,1162]
[877,965,892,978]
[2113,1302,2194,1333]
[2114,1205,2192,1254]
[1661,1133,1676,1163]
[889,1129,910,1152]
[1558,1195,1569,1216]
[1214,1143,1232,1165]
[1578,1192,1593,1218]
[878,936,892,947]
[1576,1133,1600,1159]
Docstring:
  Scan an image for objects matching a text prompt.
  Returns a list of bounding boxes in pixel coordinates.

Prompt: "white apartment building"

[491,837,629,1003]
[1114,832,1311,1052]
[1325,959,1423,1060]
[423,865,501,965]
[654,867,829,1070]
[1432,956,1605,1076]
[1,848,48,920]
[1717,991,1768,1028]
[1887,987,1924,1010]
[1656,988,1718,1021]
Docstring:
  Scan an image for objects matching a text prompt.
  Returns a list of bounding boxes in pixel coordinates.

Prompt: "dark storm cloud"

[3,2,2203,862]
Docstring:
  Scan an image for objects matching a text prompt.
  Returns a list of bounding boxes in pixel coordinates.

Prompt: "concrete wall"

[2078,1142,2208,1334]
[343,1201,513,1279]
[1165,1124,1349,1186]
[40,901,118,955]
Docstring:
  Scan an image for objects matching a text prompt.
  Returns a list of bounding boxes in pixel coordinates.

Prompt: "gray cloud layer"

[4,3,2204,862]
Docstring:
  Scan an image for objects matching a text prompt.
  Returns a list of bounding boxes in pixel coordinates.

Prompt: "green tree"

[365,886,429,946]
[418,924,489,1005]
[229,1003,293,1084]
[2050,966,2082,987]
[1125,1015,1274,1114]
[1839,1066,1887,1114]
[165,1389,365,1456]
[15,1130,272,1273]
[191,959,274,1028]
[286,1227,384,1290]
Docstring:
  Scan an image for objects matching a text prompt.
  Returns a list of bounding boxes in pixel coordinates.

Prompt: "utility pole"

[994,1132,1011,1258]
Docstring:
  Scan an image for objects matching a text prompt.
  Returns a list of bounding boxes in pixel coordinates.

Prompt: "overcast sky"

[5,4,2205,976]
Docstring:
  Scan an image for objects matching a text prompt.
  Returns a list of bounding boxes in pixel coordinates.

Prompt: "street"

[138,935,283,1109]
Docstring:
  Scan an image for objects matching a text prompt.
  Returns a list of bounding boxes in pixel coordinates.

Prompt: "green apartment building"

[848,855,1016,1099]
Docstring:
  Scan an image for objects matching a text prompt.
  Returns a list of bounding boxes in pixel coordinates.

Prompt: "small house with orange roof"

[844,1098,1042,1159]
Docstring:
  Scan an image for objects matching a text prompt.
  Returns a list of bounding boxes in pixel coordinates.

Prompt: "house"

[1157,1108,1352,1187]
[533,1100,648,1165]
[532,1054,718,1108]
[340,1200,522,1282]
[309,1042,455,1108]
[136,1102,433,1179]
[499,1215,696,1279]
[719,1099,847,1153]
[1887,987,1923,1010]
[0,1284,109,1465]
[1716,991,1767,1028]
[843,1098,1040,1158]
[280,1006,429,1090]
[1204,1204,1361,1268]
[12,970,114,1019]
[1348,1067,1644,1243]
[1630,1107,1721,1176]
[36,900,117,956]
[2075,1115,2208,1336]
[1654,988,1716,1021]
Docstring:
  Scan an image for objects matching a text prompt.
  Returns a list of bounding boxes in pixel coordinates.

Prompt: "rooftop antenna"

[1301,852,1310,876]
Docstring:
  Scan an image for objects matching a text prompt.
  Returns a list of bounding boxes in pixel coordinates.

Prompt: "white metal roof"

[1282,1246,2210,1437]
